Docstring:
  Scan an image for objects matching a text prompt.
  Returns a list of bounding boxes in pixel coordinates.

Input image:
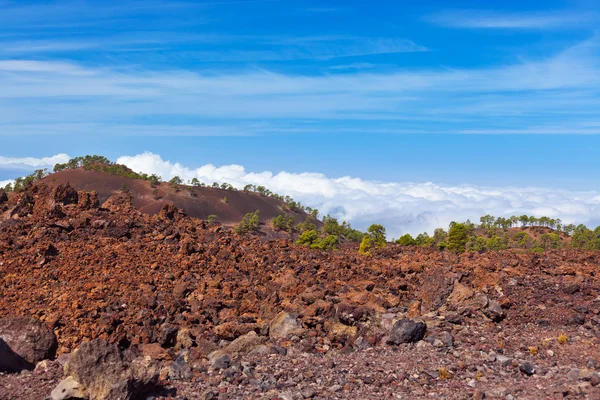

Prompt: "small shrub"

[207,214,218,224]
[557,334,569,344]
[297,217,316,233]
[236,210,260,234]
[367,224,387,248]
[273,214,294,232]
[222,196,228,204]
[311,234,339,251]
[396,234,416,246]
[297,229,319,246]
[120,183,127,192]
[359,236,372,255]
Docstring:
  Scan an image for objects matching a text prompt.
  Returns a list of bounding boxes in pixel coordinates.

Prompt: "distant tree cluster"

[3,168,49,193]
[394,214,600,253]
[322,216,364,242]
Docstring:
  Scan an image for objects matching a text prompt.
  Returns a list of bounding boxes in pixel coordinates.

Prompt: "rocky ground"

[1,183,600,399]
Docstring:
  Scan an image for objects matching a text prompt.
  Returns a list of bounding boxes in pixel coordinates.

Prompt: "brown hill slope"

[42,169,319,231]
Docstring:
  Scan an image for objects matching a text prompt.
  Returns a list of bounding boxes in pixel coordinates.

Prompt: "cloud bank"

[0,154,70,169]
[116,152,600,237]
[2,152,599,237]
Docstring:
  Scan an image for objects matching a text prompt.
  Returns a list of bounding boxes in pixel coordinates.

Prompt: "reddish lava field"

[1,182,600,399]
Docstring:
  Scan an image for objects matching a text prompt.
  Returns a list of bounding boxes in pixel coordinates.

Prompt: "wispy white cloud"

[116,152,600,236]
[0,37,598,135]
[427,9,598,29]
[0,154,70,169]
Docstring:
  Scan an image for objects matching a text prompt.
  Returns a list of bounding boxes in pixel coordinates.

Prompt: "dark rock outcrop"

[0,317,57,372]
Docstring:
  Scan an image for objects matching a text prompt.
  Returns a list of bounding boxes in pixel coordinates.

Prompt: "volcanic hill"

[43,168,320,235]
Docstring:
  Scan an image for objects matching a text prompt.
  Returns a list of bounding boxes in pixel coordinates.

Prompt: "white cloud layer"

[117,152,600,237]
[0,179,13,188]
[0,153,70,169]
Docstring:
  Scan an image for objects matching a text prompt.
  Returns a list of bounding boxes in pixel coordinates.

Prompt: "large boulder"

[387,319,426,345]
[269,312,304,340]
[0,316,57,372]
[52,339,159,400]
[53,183,79,205]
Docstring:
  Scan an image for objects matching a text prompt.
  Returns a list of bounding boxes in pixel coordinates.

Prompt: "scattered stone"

[387,319,426,345]
[207,350,231,370]
[591,372,600,387]
[269,312,304,339]
[519,361,536,376]
[473,389,485,400]
[495,355,512,367]
[301,386,317,398]
[226,331,267,354]
[485,300,505,322]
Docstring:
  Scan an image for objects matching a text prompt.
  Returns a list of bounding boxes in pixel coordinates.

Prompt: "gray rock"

[519,361,536,376]
[469,294,489,311]
[387,319,426,345]
[269,312,304,340]
[485,300,505,322]
[58,339,159,400]
[496,355,512,367]
[591,372,600,387]
[0,316,57,372]
[207,350,231,370]
[226,331,267,354]
[50,376,84,400]
[301,387,317,398]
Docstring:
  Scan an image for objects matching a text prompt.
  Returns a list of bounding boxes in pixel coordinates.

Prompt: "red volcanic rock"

[2,181,600,399]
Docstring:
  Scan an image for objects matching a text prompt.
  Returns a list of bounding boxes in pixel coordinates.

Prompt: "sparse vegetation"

[395,233,416,246]
[297,229,319,246]
[207,214,218,224]
[322,215,364,242]
[367,224,387,248]
[359,235,372,255]
[296,217,316,233]
[273,214,294,232]
[235,210,260,234]
[399,213,599,254]
[296,229,339,251]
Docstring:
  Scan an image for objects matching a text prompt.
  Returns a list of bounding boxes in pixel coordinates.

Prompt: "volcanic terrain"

[1,178,600,399]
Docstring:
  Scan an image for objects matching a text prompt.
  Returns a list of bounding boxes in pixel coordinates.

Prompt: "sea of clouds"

[2,152,600,238]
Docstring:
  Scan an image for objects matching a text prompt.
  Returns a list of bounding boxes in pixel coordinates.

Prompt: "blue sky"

[1,0,600,234]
